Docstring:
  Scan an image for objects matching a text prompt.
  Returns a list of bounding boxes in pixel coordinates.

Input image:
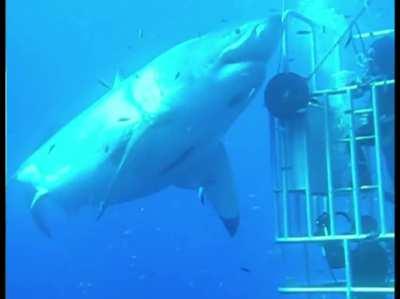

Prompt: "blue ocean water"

[6,1,394,299]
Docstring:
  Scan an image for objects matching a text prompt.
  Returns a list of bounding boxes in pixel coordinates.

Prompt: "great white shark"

[14,15,282,238]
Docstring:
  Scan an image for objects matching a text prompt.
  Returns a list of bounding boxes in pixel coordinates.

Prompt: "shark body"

[15,16,282,237]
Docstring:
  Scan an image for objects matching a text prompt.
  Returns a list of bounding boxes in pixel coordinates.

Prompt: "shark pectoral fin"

[30,189,52,239]
[174,142,240,237]
[31,204,52,239]
[205,143,239,236]
[203,172,240,237]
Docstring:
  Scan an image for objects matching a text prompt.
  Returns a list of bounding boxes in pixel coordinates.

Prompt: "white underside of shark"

[15,16,282,237]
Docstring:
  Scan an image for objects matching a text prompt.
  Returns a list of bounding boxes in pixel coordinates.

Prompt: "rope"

[307,2,370,81]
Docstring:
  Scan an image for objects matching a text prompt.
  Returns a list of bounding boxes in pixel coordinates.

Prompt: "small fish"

[296,30,311,35]
[296,108,307,114]
[118,117,131,122]
[48,144,55,154]
[104,145,109,153]
[175,72,181,80]
[138,274,146,280]
[138,28,143,39]
[122,229,132,236]
[98,79,110,89]
[268,8,280,13]
[235,28,241,35]
[321,26,327,33]
[198,186,205,206]
[220,18,228,23]
[240,267,251,273]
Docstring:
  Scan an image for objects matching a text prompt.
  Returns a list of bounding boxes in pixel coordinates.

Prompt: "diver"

[314,212,350,270]
[351,215,390,299]
[349,35,395,201]
[315,212,391,297]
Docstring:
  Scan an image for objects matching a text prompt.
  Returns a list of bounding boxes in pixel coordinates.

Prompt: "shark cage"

[264,2,395,299]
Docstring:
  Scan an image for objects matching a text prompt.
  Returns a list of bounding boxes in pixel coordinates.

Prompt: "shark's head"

[183,15,282,112]
[215,15,282,67]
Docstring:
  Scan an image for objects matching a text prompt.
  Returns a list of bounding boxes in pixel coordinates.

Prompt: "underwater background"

[6,0,394,299]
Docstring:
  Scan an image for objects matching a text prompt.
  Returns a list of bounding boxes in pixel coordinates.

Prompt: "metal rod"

[274,184,378,193]
[269,117,281,239]
[347,90,361,235]
[345,108,373,115]
[307,3,368,81]
[308,20,318,89]
[343,239,352,299]
[353,28,394,39]
[323,94,336,235]
[371,85,387,234]
[278,286,394,293]
[276,232,394,243]
[281,10,319,88]
[5,69,8,186]
[312,79,394,96]
[278,120,289,237]
[304,137,313,237]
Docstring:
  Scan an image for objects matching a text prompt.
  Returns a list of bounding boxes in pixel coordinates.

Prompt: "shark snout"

[220,16,282,65]
[250,15,282,44]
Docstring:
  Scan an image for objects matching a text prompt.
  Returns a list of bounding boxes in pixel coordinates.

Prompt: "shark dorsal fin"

[113,72,122,88]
